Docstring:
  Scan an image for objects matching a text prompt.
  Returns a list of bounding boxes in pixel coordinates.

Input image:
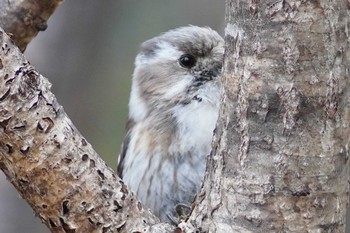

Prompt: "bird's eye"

[179,54,196,68]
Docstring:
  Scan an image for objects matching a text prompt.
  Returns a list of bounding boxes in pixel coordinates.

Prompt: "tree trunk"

[0,0,349,233]
[181,1,350,232]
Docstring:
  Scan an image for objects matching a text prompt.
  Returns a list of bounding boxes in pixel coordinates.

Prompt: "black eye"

[179,54,196,68]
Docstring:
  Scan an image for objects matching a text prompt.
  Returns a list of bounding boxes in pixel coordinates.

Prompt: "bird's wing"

[117,119,135,178]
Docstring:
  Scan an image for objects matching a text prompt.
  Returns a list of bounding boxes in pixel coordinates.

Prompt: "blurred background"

[0,0,225,232]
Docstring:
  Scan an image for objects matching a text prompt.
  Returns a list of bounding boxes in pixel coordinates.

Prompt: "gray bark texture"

[0,0,349,233]
[0,28,174,232]
[180,0,350,232]
[0,0,63,51]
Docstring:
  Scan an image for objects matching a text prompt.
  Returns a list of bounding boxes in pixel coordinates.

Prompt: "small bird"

[117,26,224,223]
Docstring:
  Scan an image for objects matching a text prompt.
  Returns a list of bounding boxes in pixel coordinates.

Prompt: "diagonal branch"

[0,28,174,233]
[0,0,64,51]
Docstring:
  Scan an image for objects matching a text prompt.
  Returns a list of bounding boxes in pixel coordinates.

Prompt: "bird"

[117,25,224,223]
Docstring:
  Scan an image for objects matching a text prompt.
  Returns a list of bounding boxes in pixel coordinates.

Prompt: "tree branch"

[0,0,63,51]
[1,1,349,232]
[0,28,174,233]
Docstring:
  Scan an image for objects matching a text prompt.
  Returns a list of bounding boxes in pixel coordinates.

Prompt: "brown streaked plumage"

[117,26,224,223]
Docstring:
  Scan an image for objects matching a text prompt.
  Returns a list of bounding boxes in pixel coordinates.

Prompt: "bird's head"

[129,26,224,122]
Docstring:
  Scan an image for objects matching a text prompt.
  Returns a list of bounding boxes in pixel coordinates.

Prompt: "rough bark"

[0,0,63,51]
[181,1,350,232]
[0,28,174,233]
[1,0,349,233]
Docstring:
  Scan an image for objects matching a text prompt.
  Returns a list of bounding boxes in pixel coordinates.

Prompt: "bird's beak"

[195,66,221,82]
